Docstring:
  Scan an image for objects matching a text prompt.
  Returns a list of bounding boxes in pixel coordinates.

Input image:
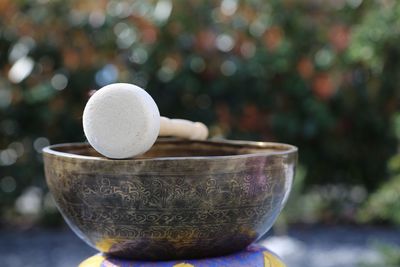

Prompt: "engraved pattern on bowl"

[43,139,297,260]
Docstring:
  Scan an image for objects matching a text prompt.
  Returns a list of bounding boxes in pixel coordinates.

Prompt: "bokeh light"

[1,176,17,193]
[8,57,35,83]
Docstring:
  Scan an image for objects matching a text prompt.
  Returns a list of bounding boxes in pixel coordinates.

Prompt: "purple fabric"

[79,245,285,267]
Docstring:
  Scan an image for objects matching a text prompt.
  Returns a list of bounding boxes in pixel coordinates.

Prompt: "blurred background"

[1,0,400,266]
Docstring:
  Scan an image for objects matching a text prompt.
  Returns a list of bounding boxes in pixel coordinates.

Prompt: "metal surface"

[43,139,297,260]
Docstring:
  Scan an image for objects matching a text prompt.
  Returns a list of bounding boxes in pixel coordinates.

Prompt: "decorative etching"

[44,143,297,260]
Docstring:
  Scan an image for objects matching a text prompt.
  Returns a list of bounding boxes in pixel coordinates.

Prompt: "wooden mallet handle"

[159,116,208,140]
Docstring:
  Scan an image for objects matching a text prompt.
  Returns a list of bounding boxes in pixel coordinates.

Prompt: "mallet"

[82,83,208,159]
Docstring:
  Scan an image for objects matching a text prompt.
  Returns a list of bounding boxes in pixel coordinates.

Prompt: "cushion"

[79,245,285,267]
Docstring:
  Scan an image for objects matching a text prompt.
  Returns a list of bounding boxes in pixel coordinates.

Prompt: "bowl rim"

[42,139,298,162]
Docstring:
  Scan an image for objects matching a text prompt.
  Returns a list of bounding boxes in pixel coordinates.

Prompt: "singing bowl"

[43,139,297,260]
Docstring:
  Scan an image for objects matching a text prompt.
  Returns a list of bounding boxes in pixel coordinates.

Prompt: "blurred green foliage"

[360,242,400,267]
[358,172,400,224]
[358,111,400,224]
[0,0,400,226]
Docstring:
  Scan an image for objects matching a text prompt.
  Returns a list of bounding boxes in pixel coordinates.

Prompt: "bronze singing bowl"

[43,139,297,260]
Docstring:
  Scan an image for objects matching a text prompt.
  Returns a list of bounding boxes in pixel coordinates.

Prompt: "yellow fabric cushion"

[79,245,285,267]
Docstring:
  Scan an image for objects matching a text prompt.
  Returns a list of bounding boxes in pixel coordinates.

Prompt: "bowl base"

[79,245,286,267]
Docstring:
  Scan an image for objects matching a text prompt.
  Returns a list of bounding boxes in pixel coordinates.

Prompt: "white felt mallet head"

[82,83,208,159]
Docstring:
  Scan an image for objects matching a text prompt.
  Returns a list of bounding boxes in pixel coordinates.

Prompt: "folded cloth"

[79,245,285,267]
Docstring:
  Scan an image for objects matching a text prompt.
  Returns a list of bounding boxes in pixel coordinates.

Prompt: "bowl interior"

[49,139,295,159]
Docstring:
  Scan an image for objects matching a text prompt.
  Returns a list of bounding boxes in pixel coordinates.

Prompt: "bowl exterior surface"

[43,141,297,260]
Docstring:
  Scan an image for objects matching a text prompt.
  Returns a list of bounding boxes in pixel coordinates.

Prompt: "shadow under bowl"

[43,139,297,261]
